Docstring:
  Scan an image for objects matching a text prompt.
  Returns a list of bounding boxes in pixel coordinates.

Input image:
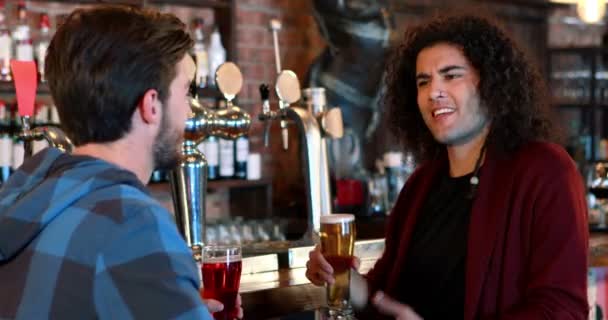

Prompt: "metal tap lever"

[259,84,273,147]
[269,19,289,150]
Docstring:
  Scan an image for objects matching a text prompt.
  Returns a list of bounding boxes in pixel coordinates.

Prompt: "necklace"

[467,142,488,200]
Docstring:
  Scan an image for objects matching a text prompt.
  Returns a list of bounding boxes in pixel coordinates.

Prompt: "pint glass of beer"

[320,214,356,317]
[201,245,242,320]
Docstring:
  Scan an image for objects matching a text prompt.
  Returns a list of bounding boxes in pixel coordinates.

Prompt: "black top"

[397,171,474,320]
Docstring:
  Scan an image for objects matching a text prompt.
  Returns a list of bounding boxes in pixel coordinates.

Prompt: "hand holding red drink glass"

[200,245,243,320]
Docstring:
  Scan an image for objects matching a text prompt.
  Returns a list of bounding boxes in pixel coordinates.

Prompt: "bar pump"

[259,19,344,240]
[11,61,73,157]
[170,62,251,260]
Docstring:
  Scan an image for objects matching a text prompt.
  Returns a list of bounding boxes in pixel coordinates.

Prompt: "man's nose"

[430,82,446,100]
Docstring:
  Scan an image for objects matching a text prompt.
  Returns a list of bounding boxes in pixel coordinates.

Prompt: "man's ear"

[138,89,162,125]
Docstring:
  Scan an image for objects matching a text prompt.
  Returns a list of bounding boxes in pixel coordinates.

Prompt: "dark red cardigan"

[366,142,589,319]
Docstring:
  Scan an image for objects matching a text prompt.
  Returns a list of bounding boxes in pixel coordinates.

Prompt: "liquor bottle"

[199,136,219,180]
[36,14,51,82]
[50,105,60,125]
[13,2,33,62]
[207,28,226,88]
[0,101,10,185]
[11,138,24,171]
[218,138,234,179]
[234,135,249,179]
[191,18,209,88]
[0,1,11,81]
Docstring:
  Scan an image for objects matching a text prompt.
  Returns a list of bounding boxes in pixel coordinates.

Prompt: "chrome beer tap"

[20,117,73,158]
[11,60,73,159]
[259,19,344,239]
[170,62,251,261]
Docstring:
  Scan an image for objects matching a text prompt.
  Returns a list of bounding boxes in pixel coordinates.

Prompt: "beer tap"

[258,18,344,239]
[170,62,251,262]
[269,19,289,150]
[11,60,73,160]
[259,84,272,147]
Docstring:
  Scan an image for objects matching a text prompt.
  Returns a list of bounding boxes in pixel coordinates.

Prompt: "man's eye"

[417,80,428,87]
[445,74,462,80]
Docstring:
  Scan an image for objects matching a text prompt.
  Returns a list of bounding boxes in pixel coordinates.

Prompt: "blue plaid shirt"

[0,148,212,320]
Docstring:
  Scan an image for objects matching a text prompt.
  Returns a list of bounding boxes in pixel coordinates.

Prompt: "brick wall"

[230,0,553,223]
[232,0,325,222]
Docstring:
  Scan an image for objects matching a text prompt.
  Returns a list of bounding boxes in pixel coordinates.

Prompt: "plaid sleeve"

[93,205,212,320]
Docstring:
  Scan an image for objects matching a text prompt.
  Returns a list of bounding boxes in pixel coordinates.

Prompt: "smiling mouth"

[432,108,455,118]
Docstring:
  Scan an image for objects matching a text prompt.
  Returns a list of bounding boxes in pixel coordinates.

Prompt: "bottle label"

[12,140,24,169]
[36,42,47,75]
[0,135,11,167]
[236,137,249,162]
[219,138,234,177]
[201,138,219,167]
[16,42,33,61]
[194,48,209,88]
[50,106,60,124]
[0,34,11,63]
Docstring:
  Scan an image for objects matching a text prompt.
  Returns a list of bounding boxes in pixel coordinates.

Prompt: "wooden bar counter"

[237,234,608,320]
[239,239,383,320]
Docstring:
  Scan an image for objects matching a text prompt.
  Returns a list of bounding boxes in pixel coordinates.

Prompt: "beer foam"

[203,255,242,264]
[320,213,355,224]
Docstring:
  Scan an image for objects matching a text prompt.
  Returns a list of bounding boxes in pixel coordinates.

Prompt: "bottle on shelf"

[218,136,234,179]
[0,1,12,81]
[11,137,23,171]
[0,101,10,186]
[198,135,219,180]
[191,18,209,88]
[13,1,33,62]
[234,135,249,179]
[34,102,49,125]
[50,104,60,124]
[36,13,51,82]
[207,27,226,88]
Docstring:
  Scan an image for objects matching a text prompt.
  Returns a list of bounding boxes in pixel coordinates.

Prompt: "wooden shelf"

[554,102,592,109]
[0,81,50,95]
[148,178,271,190]
[0,81,223,99]
[33,0,231,8]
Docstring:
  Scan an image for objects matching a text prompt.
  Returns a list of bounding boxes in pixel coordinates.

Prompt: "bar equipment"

[258,19,344,241]
[11,60,73,159]
[170,61,251,262]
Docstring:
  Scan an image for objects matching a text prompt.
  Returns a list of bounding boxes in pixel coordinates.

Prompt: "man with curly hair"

[306,11,588,319]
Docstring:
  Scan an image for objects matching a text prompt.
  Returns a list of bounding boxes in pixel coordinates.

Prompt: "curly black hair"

[384,11,555,162]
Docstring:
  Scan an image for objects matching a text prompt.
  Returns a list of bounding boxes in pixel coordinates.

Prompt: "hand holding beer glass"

[201,245,242,320]
[319,214,357,318]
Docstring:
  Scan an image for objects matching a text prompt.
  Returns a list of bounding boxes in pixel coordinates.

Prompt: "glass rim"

[320,213,355,224]
[203,244,242,251]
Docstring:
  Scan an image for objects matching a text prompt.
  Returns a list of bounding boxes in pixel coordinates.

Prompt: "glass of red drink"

[201,245,242,320]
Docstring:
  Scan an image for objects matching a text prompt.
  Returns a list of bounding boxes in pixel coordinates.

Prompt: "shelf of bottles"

[149,132,252,183]
[549,47,608,163]
[0,101,60,186]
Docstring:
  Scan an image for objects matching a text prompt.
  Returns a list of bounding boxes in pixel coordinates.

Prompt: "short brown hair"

[45,5,193,146]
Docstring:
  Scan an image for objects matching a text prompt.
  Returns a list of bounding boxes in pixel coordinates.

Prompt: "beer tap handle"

[269,19,282,75]
[279,102,289,150]
[269,19,289,150]
[259,84,272,147]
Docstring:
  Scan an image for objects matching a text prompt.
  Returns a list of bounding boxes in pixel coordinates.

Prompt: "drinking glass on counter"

[320,214,357,318]
[201,245,242,320]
